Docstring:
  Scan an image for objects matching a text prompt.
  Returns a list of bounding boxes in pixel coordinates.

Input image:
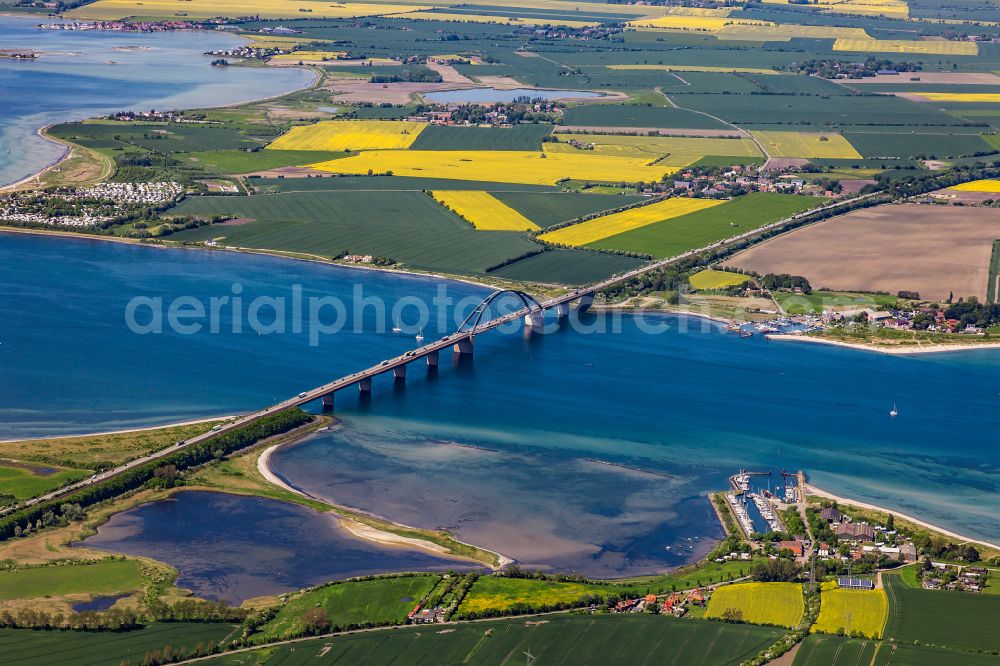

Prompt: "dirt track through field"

[725,204,1000,301]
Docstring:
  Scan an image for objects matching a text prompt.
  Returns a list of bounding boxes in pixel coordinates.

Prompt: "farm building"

[835,523,875,541]
[838,577,875,590]
[819,507,842,522]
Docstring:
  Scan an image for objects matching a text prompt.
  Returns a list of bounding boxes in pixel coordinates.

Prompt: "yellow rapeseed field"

[395,11,598,28]
[833,38,978,55]
[268,121,427,152]
[627,16,773,31]
[912,92,1000,103]
[689,269,752,290]
[608,64,780,75]
[539,198,724,246]
[705,582,804,628]
[269,51,347,63]
[753,131,862,159]
[431,191,539,231]
[308,150,681,186]
[245,35,331,48]
[812,589,888,638]
[69,0,430,20]
[949,179,1000,192]
[761,0,908,17]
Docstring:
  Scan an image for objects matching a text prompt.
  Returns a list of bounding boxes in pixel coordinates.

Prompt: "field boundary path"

[656,88,771,166]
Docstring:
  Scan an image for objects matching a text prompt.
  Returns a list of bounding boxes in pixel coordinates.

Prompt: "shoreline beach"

[766,332,1000,356]
[805,483,1000,552]
[257,439,514,568]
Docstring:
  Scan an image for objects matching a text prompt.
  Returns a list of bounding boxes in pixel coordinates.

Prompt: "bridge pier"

[393,365,406,383]
[425,350,439,368]
[556,302,569,318]
[524,310,544,329]
[322,393,335,412]
[358,377,372,394]
[453,336,474,355]
[576,292,594,312]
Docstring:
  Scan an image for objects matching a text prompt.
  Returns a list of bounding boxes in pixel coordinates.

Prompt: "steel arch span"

[457,289,543,335]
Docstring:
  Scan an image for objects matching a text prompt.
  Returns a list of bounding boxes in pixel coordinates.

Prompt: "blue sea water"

[0,16,314,186]
[3,233,998,581]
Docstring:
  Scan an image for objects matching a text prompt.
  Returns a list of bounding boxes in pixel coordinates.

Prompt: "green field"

[775,290,898,315]
[486,248,646,284]
[705,582,804,628]
[561,104,728,129]
[169,191,542,275]
[0,560,144,600]
[588,193,821,258]
[794,634,1000,666]
[794,635,879,666]
[186,149,349,173]
[49,122,268,154]
[883,571,1000,653]
[492,191,645,228]
[409,124,553,151]
[258,575,439,640]
[0,462,88,503]
[0,622,237,666]
[201,614,784,666]
[843,132,993,160]
[812,588,888,639]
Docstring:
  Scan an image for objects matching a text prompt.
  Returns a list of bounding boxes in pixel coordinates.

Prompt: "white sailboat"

[889,403,898,417]
[415,328,424,342]
[392,317,401,334]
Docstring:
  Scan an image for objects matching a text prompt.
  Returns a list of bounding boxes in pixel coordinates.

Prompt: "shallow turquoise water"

[0,16,314,186]
[5,232,998,579]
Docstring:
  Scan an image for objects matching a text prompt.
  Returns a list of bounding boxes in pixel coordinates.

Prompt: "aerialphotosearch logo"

[122,283,690,346]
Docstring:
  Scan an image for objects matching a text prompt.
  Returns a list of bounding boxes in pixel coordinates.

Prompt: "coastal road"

[3,191,880,517]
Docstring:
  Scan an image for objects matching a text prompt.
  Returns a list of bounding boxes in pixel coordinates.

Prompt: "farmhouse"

[777,540,804,557]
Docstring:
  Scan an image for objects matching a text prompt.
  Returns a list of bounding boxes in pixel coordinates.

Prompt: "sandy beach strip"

[0,415,232,444]
[805,483,1000,552]
[257,442,513,567]
[766,333,1000,356]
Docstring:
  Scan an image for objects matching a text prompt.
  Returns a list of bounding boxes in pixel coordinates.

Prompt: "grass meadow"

[259,575,440,640]
[0,560,143,600]
[0,464,87,503]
